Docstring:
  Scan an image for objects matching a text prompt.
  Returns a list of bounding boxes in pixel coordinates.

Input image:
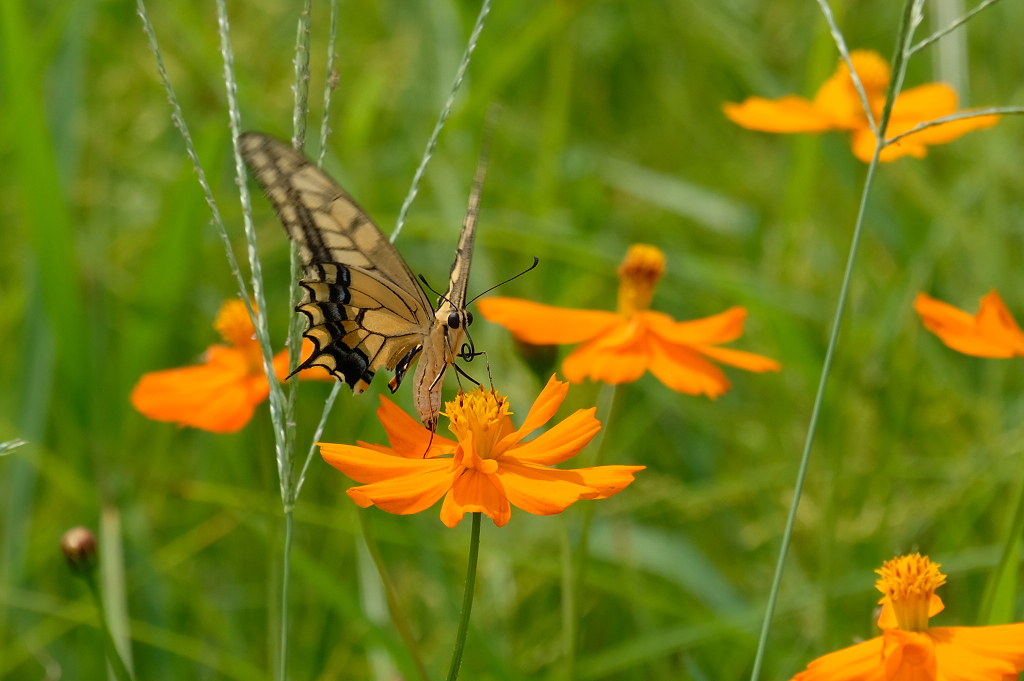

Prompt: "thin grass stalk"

[445,512,481,681]
[294,382,341,499]
[390,0,492,244]
[278,511,294,681]
[812,0,878,132]
[285,0,313,465]
[293,0,344,503]
[317,0,340,169]
[215,0,290,495]
[884,106,1024,146]
[135,0,253,322]
[910,0,1005,54]
[748,2,919,679]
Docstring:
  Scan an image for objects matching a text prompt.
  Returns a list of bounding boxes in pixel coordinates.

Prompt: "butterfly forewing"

[240,133,433,392]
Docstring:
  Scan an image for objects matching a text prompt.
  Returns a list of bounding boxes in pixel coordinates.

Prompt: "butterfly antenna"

[467,256,540,305]
[452,363,481,387]
[419,273,456,310]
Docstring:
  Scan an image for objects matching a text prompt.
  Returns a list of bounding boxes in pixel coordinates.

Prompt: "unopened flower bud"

[61,527,97,574]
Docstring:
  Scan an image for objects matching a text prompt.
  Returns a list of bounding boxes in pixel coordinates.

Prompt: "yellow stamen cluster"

[875,553,946,632]
[214,300,259,349]
[444,386,514,460]
[616,244,666,317]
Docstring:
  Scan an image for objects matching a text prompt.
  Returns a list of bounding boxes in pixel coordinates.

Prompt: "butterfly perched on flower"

[240,132,484,431]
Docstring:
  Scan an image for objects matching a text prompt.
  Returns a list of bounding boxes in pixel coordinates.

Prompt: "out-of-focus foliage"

[2,0,1024,679]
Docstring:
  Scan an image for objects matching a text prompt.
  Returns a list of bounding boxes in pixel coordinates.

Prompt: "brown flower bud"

[61,527,97,574]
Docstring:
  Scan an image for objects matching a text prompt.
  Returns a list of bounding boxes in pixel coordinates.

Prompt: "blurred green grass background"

[3,0,1024,678]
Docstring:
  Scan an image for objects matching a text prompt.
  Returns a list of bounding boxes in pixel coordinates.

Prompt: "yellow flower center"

[444,386,515,461]
[875,553,946,632]
[616,244,666,317]
[213,299,263,374]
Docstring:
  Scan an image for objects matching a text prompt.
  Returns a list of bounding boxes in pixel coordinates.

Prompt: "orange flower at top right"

[724,50,1000,162]
[915,290,1024,358]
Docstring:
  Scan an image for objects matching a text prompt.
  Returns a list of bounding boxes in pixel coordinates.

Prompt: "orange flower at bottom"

[915,290,1024,358]
[131,300,331,433]
[791,554,1024,681]
[478,245,780,398]
[319,376,644,527]
[724,50,1000,162]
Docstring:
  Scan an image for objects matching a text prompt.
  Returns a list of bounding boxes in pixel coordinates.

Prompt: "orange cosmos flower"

[476,244,780,398]
[790,553,1024,681]
[915,290,1024,358]
[724,50,1000,162]
[131,300,331,433]
[319,376,644,528]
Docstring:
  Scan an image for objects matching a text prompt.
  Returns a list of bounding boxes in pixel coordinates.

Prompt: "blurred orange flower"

[724,50,1000,162]
[915,290,1024,358]
[319,376,644,527]
[477,244,779,398]
[131,300,331,433]
[790,553,1024,681]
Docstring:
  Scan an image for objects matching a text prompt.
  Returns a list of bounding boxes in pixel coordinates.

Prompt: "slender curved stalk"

[278,511,294,681]
[83,573,133,681]
[391,0,493,244]
[748,2,918,679]
[812,0,878,132]
[446,512,481,681]
[215,0,289,487]
[910,0,1005,54]
[884,106,1024,147]
[317,0,340,169]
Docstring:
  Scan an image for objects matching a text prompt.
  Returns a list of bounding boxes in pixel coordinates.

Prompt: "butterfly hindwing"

[240,133,433,392]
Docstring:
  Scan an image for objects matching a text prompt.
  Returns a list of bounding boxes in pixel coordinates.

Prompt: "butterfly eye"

[466,311,474,326]
[447,311,461,329]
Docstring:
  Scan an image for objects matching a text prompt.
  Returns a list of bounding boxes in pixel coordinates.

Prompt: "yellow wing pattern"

[240,132,434,393]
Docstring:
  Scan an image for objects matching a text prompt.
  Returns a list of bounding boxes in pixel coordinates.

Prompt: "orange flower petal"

[347,466,460,515]
[476,297,621,345]
[977,290,1024,354]
[852,127,929,163]
[723,96,839,133]
[882,629,936,681]
[694,345,781,372]
[506,408,601,466]
[648,338,731,397]
[890,83,958,123]
[931,624,1024,679]
[644,307,747,345]
[513,374,570,441]
[812,50,891,128]
[376,395,458,458]
[790,636,885,681]
[877,595,944,630]
[561,327,651,385]
[896,111,1000,146]
[493,461,603,516]
[560,464,645,499]
[319,441,453,484]
[915,292,1021,358]
[439,469,510,527]
[131,345,267,433]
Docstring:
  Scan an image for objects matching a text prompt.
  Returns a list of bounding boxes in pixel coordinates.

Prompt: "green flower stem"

[978,456,1024,623]
[446,512,481,681]
[83,572,133,681]
[747,2,918,679]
